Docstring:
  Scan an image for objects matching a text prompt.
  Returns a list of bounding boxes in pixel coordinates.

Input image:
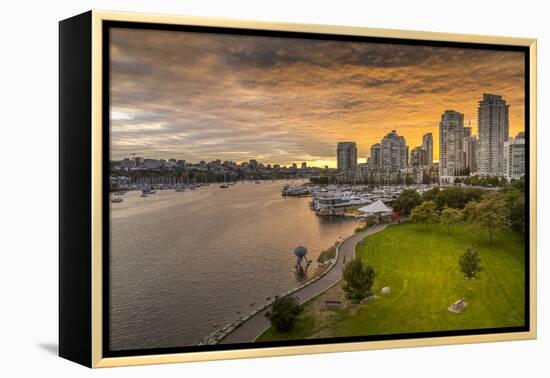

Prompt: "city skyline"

[111,28,525,168]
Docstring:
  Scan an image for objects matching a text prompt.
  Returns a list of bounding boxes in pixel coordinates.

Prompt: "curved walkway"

[220,222,389,344]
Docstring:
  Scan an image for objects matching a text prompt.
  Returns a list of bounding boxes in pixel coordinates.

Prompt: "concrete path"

[220,223,389,344]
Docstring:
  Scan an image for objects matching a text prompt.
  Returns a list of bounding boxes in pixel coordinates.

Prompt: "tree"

[393,189,422,215]
[265,295,303,333]
[411,201,440,229]
[440,206,463,235]
[435,187,464,209]
[465,193,506,243]
[501,187,525,236]
[343,258,376,301]
[510,176,525,193]
[459,248,482,279]
[463,200,478,222]
[510,196,525,236]
[462,188,484,204]
[435,187,483,210]
[422,187,440,202]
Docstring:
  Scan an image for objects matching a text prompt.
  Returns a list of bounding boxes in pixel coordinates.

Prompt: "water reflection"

[109,180,360,350]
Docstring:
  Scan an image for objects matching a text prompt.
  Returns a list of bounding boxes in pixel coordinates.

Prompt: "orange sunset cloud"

[110,28,525,167]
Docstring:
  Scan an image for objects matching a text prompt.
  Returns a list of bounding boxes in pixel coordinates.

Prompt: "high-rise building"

[463,135,478,173]
[133,156,144,167]
[504,132,525,180]
[143,158,161,169]
[337,142,357,172]
[478,94,509,176]
[120,158,136,169]
[439,110,466,178]
[410,146,428,166]
[369,143,382,168]
[422,133,433,165]
[381,130,407,172]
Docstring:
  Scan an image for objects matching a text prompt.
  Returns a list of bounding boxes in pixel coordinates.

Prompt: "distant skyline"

[110,28,525,168]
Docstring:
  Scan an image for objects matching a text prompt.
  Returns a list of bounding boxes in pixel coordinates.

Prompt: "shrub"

[317,242,339,263]
[265,296,303,333]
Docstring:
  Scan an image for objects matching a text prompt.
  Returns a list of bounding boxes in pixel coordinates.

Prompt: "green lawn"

[258,222,525,341]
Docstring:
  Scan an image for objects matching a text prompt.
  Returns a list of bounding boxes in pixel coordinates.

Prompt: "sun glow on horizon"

[110,28,525,163]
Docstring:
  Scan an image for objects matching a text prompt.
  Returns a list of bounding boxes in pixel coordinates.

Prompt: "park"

[258,186,526,342]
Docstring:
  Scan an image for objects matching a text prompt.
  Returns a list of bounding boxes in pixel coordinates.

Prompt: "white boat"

[111,196,123,203]
[312,191,372,215]
[281,185,311,197]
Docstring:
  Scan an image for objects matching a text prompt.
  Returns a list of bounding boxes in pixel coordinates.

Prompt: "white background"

[1,0,547,376]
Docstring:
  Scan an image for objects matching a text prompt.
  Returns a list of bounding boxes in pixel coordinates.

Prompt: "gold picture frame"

[59,10,537,368]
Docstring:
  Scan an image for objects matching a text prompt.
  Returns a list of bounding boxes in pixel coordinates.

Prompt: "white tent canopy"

[358,200,392,216]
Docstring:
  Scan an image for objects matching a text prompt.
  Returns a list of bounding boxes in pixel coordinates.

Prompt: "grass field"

[258,222,525,341]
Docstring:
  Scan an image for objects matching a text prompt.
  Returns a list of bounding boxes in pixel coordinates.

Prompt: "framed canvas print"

[59,10,537,368]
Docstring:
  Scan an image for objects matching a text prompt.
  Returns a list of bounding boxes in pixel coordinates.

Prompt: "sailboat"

[220,171,229,188]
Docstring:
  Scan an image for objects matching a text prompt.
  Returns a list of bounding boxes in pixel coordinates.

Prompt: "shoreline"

[210,222,388,345]
[198,235,345,345]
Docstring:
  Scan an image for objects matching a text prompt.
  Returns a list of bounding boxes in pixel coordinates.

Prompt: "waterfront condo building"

[410,146,428,166]
[143,158,161,169]
[337,142,357,172]
[463,135,478,174]
[439,110,466,181]
[369,143,382,168]
[477,93,510,176]
[381,130,408,173]
[422,132,434,165]
[504,132,526,180]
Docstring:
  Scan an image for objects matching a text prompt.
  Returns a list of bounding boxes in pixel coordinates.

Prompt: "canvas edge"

[88,9,537,368]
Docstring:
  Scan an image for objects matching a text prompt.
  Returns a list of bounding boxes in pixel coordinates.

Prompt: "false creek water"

[109,180,361,350]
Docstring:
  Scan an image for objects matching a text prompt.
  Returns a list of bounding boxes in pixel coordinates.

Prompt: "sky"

[110,27,525,167]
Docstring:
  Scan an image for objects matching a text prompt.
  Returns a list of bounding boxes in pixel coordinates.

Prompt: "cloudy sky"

[110,27,525,167]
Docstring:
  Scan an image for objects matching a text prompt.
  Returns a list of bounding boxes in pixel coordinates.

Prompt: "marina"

[281,183,436,216]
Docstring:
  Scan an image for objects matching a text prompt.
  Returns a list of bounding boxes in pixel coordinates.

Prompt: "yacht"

[312,191,372,216]
[281,185,310,197]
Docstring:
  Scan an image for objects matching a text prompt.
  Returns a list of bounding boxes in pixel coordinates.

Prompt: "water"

[109,180,361,350]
